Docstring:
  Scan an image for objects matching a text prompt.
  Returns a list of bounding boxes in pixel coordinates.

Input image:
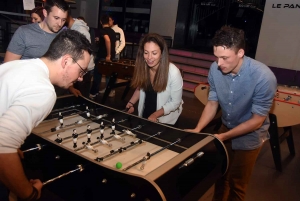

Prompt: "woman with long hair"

[126,33,183,126]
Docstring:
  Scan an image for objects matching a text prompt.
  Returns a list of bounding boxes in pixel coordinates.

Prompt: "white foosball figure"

[76,119,83,124]
[85,142,98,153]
[112,134,125,141]
[99,134,112,147]
[86,106,90,118]
[140,153,151,170]
[58,112,63,127]
[51,125,61,132]
[72,129,78,148]
[123,129,136,138]
[87,125,92,143]
[140,160,147,170]
[55,134,63,143]
[100,122,105,135]
[95,114,107,120]
[110,118,116,134]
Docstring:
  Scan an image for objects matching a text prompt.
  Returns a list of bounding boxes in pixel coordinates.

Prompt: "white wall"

[256,0,300,70]
[149,0,179,40]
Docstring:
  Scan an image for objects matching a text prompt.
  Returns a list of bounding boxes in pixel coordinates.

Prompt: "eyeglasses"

[72,58,88,77]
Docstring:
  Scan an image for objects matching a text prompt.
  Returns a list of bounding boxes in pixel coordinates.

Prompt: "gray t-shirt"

[7,23,60,60]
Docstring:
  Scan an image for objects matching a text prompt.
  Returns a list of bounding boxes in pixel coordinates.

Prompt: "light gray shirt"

[7,23,59,60]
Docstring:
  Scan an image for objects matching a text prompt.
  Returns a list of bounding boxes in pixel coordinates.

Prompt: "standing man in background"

[67,14,95,97]
[4,0,69,62]
[89,14,116,98]
[109,15,126,61]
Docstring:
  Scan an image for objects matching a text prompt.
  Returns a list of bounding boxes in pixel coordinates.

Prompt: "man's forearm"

[195,100,219,132]
[0,153,34,199]
[218,114,266,141]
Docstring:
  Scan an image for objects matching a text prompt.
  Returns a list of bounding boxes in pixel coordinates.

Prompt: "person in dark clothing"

[89,14,116,98]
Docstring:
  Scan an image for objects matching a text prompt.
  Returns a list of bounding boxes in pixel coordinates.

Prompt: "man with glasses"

[72,58,88,77]
[0,30,92,201]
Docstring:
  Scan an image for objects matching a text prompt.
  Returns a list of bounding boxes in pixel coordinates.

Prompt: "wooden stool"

[268,85,300,171]
[268,113,295,171]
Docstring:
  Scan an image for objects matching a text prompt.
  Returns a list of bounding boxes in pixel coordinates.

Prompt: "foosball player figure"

[55,134,63,143]
[86,125,92,143]
[86,106,90,118]
[97,133,112,147]
[58,112,63,127]
[100,122,105,135]
[84,142,98,153]
[123,129,136,138]
[72,129,78,148]
[110,118,116,134]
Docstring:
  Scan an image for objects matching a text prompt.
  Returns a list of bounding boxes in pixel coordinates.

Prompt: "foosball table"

[22,95,228,201]
[97,59,135,104]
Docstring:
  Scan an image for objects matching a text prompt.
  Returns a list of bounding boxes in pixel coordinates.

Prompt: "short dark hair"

[43,29,92,61]
[100,14,109,25]
[212,25,245,52]
[30,6,44,20]
[44,0,69,14]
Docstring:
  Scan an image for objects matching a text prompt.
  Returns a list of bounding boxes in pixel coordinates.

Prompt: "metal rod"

[95,131,161,162]
[50,114,108,132]
[22,144,44,153]
[123,138,181,171]
[62,125,102,141]
[43,165,84,186]
[51,104,81,113]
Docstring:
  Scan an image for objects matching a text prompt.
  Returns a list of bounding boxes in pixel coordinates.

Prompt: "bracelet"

[19,186,39,201]
[128,101,134,106]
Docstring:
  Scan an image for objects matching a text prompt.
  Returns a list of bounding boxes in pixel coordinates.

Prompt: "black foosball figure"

[72,129,78,148]
[86,125,92,143]
[100,133,104,140]
[55,134,63,143]
[58,112,63,127]
[110,118,115,134]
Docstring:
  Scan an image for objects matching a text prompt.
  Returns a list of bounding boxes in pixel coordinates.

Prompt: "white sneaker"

[108,90,115,97]
[99,88,106,94]
[89,94,97,99]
